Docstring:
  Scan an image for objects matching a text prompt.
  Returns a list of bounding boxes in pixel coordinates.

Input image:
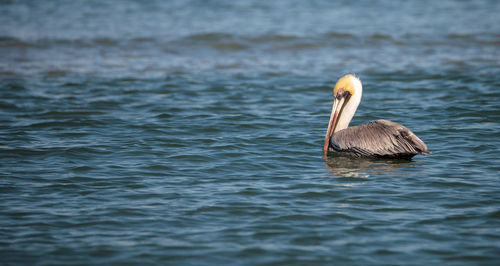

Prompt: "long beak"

[323,96,346,156]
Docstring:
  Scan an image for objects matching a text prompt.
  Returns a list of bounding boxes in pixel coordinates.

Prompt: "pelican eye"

[336,89,351,99]
[336,88,344,98]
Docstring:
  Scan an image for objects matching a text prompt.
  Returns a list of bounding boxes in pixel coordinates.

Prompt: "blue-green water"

[1,0,500,265]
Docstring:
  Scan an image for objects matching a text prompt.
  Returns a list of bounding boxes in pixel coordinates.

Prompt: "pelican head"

[323,74,363,155]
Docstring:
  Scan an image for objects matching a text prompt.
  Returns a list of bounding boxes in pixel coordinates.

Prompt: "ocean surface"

[1,0,500,265]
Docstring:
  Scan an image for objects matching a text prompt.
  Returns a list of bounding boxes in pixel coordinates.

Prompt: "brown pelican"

[323,74,430,159]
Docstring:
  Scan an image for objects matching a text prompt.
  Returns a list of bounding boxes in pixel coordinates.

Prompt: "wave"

[1,32,498,51]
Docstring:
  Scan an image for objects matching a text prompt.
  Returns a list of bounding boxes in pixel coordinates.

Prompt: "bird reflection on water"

[324,155,418,180]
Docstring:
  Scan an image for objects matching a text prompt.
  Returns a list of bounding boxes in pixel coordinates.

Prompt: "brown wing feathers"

[329,120,429,159]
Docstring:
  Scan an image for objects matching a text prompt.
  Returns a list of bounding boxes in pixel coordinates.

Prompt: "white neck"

[334,76,362,132]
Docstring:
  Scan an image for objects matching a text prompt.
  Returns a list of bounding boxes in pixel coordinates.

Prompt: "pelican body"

[323,74,429,160]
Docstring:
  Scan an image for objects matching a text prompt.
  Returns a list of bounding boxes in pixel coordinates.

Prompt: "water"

[1,0,500,265]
